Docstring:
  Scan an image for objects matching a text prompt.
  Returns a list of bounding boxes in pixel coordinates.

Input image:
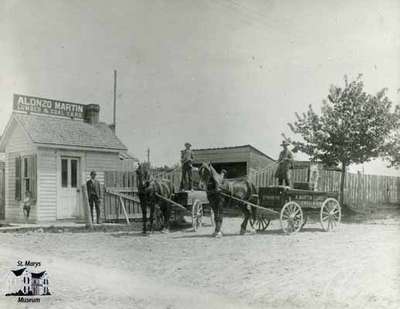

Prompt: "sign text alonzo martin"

[13,94,85,119]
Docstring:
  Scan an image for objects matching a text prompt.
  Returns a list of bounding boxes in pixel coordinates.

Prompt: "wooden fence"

[250,166,400,209]
[102,171,140,222]
[101,165,400,222]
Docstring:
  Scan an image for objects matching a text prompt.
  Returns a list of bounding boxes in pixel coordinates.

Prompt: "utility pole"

[113,69,117,132]
[147,148,150,165]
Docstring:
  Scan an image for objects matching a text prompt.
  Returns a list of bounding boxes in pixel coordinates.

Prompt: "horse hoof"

[240,229,246,235]
[214,232,223,238]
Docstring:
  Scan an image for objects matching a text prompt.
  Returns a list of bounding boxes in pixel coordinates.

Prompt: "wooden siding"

[4,122,37,222]
[34,149,121,222]
[37,148,58,221]
[84,151,121,184]
[193,148,251,164]
[0,161,4,220]
[248,151,275,173]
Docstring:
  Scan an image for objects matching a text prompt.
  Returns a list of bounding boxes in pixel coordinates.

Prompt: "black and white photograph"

[0,1,399,308]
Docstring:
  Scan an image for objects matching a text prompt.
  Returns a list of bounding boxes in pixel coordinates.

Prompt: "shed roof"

[1,113,127,151]
[193,144,275,161]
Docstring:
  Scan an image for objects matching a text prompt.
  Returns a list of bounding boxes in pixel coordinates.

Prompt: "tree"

[287,75,400,206]
[383,130,400,168]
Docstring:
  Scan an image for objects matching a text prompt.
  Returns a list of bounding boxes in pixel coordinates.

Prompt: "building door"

[58,157,80,219]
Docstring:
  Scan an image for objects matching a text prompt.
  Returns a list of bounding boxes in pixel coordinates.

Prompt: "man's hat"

[221,169,227,174]
[185,142,192,147]
[280,140,290,146]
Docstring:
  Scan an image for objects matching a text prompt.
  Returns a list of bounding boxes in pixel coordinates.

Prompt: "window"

[71,160,77,188]
[61,158,79,188]
[61,159,68,187]
[15,157,21,200]
[23,157,30,193]
[15,155,37,201]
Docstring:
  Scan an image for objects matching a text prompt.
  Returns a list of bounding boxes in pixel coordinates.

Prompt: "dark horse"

[136,162,174,234]
[198,163,258,236]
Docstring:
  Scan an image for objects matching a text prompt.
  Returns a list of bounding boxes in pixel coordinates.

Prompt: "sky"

[0,0,399,175]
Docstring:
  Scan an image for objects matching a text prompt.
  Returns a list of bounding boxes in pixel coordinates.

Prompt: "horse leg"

[215,196,224,236]
[209,200,218,235]
[240,204,249,235]
[141,202,147,234]
[161,202,170,232]
[149,202,155,232]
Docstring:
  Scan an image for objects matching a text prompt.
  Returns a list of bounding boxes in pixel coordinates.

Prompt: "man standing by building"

[275,140,294,187]
[180,142,194,190]
[86,171,101,224]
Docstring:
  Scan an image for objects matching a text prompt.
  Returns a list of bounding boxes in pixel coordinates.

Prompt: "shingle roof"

[14,113,127,151]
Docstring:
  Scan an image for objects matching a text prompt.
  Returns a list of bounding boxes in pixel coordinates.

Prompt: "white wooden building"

[0,94,128,223]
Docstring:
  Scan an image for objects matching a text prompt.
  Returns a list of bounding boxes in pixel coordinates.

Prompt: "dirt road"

[0,217,399,309]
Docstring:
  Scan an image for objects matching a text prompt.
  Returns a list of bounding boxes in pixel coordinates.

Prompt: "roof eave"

[35,143,127,153]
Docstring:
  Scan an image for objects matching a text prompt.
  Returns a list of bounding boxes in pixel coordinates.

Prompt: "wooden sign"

[13,94,85,119]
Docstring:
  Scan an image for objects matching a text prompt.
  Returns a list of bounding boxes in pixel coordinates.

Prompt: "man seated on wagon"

[275,140,294,187]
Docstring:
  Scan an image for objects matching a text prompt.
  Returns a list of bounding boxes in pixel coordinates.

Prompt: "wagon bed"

[251,186,341,234]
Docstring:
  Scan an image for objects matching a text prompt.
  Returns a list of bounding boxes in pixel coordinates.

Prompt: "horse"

[136,162,174,234]
[198,162,258,236]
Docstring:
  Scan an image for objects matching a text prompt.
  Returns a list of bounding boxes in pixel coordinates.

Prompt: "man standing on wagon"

[180,142,194,191]
[275,140,294,187]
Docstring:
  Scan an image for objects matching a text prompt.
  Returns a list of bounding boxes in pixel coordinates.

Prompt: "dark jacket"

[275,149,294,179]
[86,179,101,199]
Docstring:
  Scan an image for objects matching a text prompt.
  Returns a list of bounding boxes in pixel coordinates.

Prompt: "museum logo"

[4,260,51,303]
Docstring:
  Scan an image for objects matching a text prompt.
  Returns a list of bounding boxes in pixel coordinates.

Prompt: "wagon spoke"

[321,215,329,221]
[261,219,267,230]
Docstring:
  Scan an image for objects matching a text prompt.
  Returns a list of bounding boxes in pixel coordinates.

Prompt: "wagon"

[173,190,213,231]
[154,189,213,231]
[249,186,341,234]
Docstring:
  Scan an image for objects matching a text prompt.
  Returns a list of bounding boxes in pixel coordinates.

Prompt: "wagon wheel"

[320,198,341,232]
[280,201,303,234]
[192,199,203,231]
[250,214,271,232]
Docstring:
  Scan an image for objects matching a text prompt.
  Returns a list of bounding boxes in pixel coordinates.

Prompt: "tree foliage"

[288,75,400,168]
[383,130,400,168]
